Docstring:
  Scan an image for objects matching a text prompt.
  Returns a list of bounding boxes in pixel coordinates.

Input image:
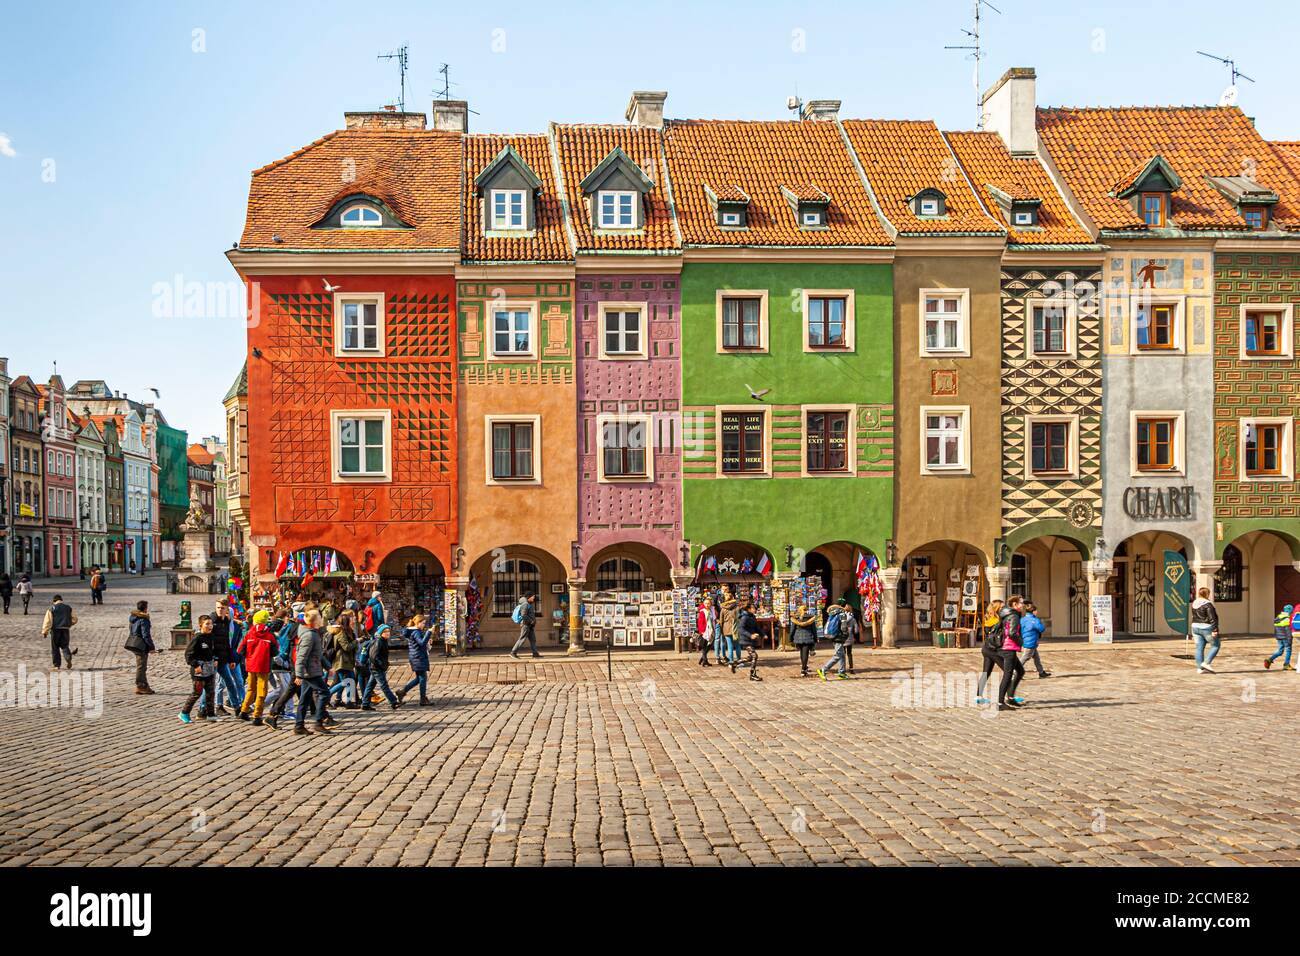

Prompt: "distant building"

[202,436,230,556]
[187,443,216,551]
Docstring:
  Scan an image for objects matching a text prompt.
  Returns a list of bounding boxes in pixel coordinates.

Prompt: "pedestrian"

[732,601,762,681]
[843,602,860,674]
[1264,604,1294,671]
[364,590,386,636]
[361,623,400,710]
[265,610,304,728]
[817,598,853,681]
[1190,587,1221,674]
[129,558,137,575]
[695,599,715,667]
[0,572,12,614]
[179,615,218,724]
[996,596,1027,710]
[18,573,33,614]
[124,599,156,694]
[790,603,818,677]
[236,609,277,725]
[396,614,433,706]
[204,601,244,716]
[293,608,333,735]
[509,592,540,660]
[719,586,740,666]
[1018,601,1052,678]
[89,567,105,605]
[42,594,78,670]
[327,614,360,707]
[975,599,1004,706]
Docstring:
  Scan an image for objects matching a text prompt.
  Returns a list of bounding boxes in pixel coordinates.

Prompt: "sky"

[3,0,1299,439]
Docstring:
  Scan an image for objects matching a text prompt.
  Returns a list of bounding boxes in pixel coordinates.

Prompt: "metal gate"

[1131,558,1156,634]
[1068,561,1089,635]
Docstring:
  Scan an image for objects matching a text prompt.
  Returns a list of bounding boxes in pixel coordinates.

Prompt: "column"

[985,565,1010,605]
[566,578,586,655]
[1190,561,1223,601]
[879,567,902,648]
[444,576,468,655]
[775,572,799,650]
[1085,560,1114,644]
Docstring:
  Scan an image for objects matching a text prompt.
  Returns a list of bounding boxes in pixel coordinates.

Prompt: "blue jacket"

[367,597,385,629]
[1020,613,1045,649]
[405,627,431,672]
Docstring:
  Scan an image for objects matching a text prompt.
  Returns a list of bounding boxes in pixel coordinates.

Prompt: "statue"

[178,600,192,630]
[181,484,211,532]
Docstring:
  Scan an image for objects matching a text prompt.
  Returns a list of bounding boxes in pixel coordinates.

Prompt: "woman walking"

[395,616,433,707]
[1191,587,1221,674]
[719,587,740,667]
[695,599,716,666]
[124,599,156,695]
[995,597,1026,710]
[976,599,1004,706]
[327,613,360,707]
[17,574,33,614]
[790,603,818,677]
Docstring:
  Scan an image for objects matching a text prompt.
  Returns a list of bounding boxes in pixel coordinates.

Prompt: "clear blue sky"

[3,0,1298,438]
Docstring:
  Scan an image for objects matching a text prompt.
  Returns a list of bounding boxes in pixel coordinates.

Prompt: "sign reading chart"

[1090,595,1113,644]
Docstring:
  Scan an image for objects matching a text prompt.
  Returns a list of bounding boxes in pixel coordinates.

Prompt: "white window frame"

[1129,409,1186,478]
[333,293,385,357]
[1238,303,1294,361]
[1239,417,1294,482]
[329,409,392,483]
[340,203,383,228]
[720,210,742,227]
[484,415,542,486]
[1013,210,1035,226]
[1025,294,1078,359]
[490,188,527,231]
[918,197,941,216]
[596,413,655,483]
[919,289,971,357]
[1128,295,1185,355]
[800,405,857,478]
[597,302,648,360]
[490,302,539,360]
[801,289,856,353]
[920,405,971,475]
[715,406,771,479]
[1024,414,1080,480]
[597,190,637,229]
[801,209,824,228]
[715,289,770,354]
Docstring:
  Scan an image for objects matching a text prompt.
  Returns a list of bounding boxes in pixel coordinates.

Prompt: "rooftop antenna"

[378,44,409,112]
[435,62,452,100]
[786,91,803,120]
[945,0,1001,129]
[1197,50,1254,107]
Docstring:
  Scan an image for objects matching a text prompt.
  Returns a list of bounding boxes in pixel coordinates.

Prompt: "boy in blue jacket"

[1018,602,1051,678]
[1265,604,1294,670]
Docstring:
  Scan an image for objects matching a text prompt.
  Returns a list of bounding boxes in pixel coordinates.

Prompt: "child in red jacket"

[236,610,278,724]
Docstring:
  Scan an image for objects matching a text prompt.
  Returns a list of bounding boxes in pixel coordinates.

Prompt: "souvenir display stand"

[930,562,983,649]
[580,589,676,649]
[379,570,445,638]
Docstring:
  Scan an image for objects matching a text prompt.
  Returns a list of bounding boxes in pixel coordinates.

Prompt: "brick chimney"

[344,111,427,131]
[625,91,667,129]
[981,67,1037,155]
[432,100,469,133]
[800,99,841,122]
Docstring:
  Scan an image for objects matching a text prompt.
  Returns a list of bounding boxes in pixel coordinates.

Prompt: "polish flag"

[755,552,772,576]
[274,551,288,578]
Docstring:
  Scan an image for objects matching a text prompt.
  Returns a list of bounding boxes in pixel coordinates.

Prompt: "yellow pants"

[242,672,269,718]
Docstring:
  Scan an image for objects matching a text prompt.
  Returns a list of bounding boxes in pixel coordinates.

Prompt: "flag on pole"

[755,552,772,576]
[702,555,718,573]
[274,551,288,578]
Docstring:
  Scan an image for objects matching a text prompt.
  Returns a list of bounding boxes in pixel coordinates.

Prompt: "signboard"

[18,503,35,518]
[1122,486,1194,520]
[1162,550,1191,634]
[1089,595,1113,644]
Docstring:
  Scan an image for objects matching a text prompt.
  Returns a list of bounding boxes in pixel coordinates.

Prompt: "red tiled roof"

[552,124,678,252]
[662,120,889,246]
[945,130,1094,245]
[1036,106,1300,232]
[240,129,462,250]
[841,120,1004,236]
[462,134,570,262]
[187,443,215,466]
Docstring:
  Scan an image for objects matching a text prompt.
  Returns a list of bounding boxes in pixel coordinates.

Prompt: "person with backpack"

[396,614,434,706]
[1266,604,1295,671]
[790,603,819,677]
[842,602,860,675]
[695,599,716,667]
[236,609,278,725]
[1018,601,1051,678]
[124,599,156,695]
[327,614,360,708]
[509,593,540,660]
[996,595,1027,710]
[731,601,762,681]
[293,609,333,735]
[364,591,386,636]
[976,599,1005,706]
[203,600,244,716]
[265,610,304,727]
[1190,587,1221,674]
[179,615,218,724]
[361,624,400,710]
[42,594,79,670]
[817,598,853,681]
[88,567,105,605]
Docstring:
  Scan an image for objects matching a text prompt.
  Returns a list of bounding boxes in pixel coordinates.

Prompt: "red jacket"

[237,624,278,674]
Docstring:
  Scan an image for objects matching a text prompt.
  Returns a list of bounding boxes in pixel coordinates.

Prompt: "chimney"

[625,91,667,129]
[800,99,841,122]
[344,111,427,131]
[981,67,1037,155]
[432,100,469,133]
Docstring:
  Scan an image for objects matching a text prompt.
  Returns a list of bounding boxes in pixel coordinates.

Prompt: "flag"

[301,570,314,589]
[328,551,338,574]
[274,551,288,578]
[754,552,772,576]
[855,551,869,591]
[702,555,718,573]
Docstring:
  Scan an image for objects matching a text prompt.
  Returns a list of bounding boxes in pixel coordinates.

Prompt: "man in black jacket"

[41,595,78,670]
[207,601,243,715]
[361,624,399,710]
[731,602,763,681]
[124,600,155,694]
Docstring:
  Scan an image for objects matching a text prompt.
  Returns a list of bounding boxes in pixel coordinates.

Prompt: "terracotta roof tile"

[945,130,1094,245]
[188,443,215,466]
[240,129,461,250]
[1036,106,1300,232]
[662,120,890,246]
[842,120,1004,236]
[463,134,570,262]
[552,124,678,252]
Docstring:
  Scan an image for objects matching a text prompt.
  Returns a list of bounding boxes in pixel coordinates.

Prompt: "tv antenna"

[945,0,1001,129]
[786,90,803,119]
[435,63,453,100]
[1197,50,1254,106]
[378,44,409,112]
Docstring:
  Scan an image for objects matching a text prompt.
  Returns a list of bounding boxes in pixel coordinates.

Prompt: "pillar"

[444,576,468,654]
[566,578,586,655]
[985,565,1010,605]
[1190,561,1223,601]
[879,567,902,648]
[1084,560,1113,644]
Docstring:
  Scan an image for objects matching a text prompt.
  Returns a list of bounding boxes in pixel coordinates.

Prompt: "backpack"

[825,609,842,639]
[511,603,525,625]
[356,635,371,667]
[363,605,375,632]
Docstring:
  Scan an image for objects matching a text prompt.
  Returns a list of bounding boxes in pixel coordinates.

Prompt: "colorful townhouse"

[119,409,151,571]
[223,363,250,568]
[187,443,216,550]
[9,375,45,575]
[155,420,188,564]
[552,94,686,649]
[662,106,896,631]
[0,358,8,575]
[37,376,79,577]
[71,411,108,571]
[227,108,463,610]
[93,416,127,572]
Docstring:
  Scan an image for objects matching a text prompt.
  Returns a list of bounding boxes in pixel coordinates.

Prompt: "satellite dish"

[1219,84,1238,107]
[786,95,801,111]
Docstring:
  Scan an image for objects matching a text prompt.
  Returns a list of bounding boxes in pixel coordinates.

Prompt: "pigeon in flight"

[745,384,770,401]
[323,279,342,293]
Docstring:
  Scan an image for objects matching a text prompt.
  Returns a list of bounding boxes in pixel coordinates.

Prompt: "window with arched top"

[1214,544,1243,602]
[340,204,383,227]
[492,558,541,616]
[595,557,644,592]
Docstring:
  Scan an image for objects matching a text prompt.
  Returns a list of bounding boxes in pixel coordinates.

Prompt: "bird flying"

[745,384,771,401]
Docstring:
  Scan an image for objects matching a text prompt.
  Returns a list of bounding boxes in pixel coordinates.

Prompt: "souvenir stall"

[857,552,884,647]
[270,548,353,602]
[464,577,485,650]
[782,573,828,646]
[909,557,984,648]
[580,588,677,649]
[378,548,445,640]
[689,546,780,648]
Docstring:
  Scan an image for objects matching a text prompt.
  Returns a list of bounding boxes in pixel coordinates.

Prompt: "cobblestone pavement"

[1,574,1298,866]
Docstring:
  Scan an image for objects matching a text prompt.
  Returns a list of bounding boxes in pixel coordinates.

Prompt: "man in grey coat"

[294,609,333,735]
[509,593,540,660]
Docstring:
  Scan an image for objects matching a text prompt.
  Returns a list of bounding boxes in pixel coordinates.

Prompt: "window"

[490,189,526,230]
[1214,545,1243,602]
[806,295,848,349]
[1241,306,1292,359]
[596,557,644,592]
[1245,421,1286,478]
[919,197,940,216]
[492,559,540,616]
[721,210,742,226]
[1029,300,1072,356]
[599,417,650,480]
[922,408,968,473]
[805,410,850,474]
[720,411,766,475]
[490,420,536,482]
[492,307,535,357]
[1241,206,1267,231]
[1013,209,1036,227]
[1141,192,1167,227]
[340,204,382,227]
[719,295,764,350]
[330,411,391,481]
[1135,416,1176,472]
[921,291,968,355]
[333,294,384,356]
[1010,553,1031,599]
[599,305,644,358]
[598,190,636,229]
[1135,303,1176,350]
[801,209,824,227]
[1029,419,1072,476]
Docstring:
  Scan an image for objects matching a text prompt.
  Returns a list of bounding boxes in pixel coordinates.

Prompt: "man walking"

[294,609,333,735]
[42,595,78,670]
[88,567,105,605]
[509,592,540,660]
[124,599,156,694]
[818,598,853,681]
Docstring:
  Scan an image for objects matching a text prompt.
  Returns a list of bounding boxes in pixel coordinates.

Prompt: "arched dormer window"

[340,204,383,228]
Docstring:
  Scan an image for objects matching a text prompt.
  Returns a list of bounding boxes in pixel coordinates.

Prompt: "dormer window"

[340,204,383,228]
[1242,205,1268,231]
[802,209,824,227]
[580,147,655,232]
[474,145,543,236]
[705,185,751,229]
[1205,175,1278,233]
[909,188,947,218]
[721,210,742,226]
[598,190,637,229]
[491,189,526,230]
[1141,193,1167,228]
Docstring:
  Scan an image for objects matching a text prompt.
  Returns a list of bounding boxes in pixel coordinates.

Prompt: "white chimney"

[981,67,1037,155]
[625,91,667,129]
[800,99,841,122]
[432,100,469,133]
